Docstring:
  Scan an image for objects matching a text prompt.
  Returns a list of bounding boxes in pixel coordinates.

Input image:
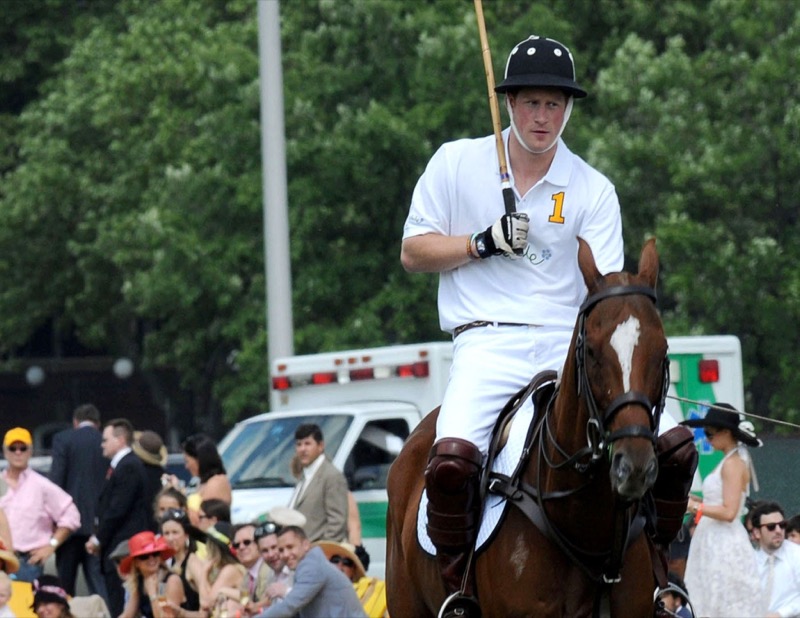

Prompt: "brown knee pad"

[652,426,699,546]
[425,438,483,550]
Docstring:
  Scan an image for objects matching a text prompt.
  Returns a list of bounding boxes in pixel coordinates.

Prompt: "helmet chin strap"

[506,95,574,155]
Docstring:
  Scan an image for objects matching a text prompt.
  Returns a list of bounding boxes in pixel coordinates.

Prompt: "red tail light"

[349,368,374,381]
[699,360,719,383]
[272,376,291,390]
[312,372,337,385]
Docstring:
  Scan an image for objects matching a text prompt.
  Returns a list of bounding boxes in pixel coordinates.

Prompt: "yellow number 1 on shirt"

[548,191,565,224]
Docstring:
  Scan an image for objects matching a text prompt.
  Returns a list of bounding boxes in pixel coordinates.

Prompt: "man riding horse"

[401,35,696,617]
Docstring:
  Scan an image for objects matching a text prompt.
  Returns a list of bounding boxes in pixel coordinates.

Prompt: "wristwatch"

[49,537,59,549]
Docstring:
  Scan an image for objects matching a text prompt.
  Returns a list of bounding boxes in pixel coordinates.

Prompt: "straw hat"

[119,531,174,576]
[0,539,19,574]
[132,430,168,467]
[315,541,366,580]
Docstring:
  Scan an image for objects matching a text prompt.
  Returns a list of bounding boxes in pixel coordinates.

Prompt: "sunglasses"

[6,445,28,453]
[135,552,161,561]
[159,509,188,524]
[760,521,788,532]
[232,539,254,550]
[330,555,355,568]
[254,522,280,539]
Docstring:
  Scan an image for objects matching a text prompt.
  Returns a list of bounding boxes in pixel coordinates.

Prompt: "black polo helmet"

[495,36,587,98]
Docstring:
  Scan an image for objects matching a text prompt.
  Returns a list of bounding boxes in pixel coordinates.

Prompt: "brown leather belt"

[452,321,528,339]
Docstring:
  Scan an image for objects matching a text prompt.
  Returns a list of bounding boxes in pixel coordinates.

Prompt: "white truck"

[217,335,744,576]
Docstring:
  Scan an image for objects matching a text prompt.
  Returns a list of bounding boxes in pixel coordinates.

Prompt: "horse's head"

[575,237,666,501]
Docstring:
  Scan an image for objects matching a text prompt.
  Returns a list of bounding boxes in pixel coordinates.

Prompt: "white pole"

[258,0,294,361]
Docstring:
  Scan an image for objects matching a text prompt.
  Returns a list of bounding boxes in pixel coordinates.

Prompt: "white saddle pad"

[417,395,535,555]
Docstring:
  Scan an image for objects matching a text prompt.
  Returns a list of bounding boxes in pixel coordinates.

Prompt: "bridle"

[574,284,669,465]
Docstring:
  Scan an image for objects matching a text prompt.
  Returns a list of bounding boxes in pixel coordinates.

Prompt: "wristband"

[466,233,479,260]
[694,503,704,524]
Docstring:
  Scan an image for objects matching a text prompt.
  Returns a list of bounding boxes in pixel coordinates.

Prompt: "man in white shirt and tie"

[287,424,348,543]
[751,500,800,617]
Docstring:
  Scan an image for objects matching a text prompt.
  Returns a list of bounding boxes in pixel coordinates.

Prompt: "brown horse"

[387,238,667,617]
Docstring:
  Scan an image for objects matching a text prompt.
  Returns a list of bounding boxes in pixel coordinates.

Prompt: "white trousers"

[437,324,570,455]
[436,323,677,455]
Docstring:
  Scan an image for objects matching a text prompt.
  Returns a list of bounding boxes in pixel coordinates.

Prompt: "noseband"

[575,284,669,458]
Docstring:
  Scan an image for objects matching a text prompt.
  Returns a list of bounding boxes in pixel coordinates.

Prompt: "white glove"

[475,213,530,257]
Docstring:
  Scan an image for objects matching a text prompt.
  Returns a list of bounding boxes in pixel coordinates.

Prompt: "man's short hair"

[200,499,231,522]
[749,500,785,528]
[294,423,323,443]
[278,525,307,541]
[786,514,800,535]
[105,418,134,446]
[232,522,256,537]
[73,404,101,425]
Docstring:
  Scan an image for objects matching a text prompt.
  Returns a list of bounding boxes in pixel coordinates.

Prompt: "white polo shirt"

[403,129,623,334]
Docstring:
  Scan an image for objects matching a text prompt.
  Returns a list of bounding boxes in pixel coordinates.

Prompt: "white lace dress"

[683,447,765,617]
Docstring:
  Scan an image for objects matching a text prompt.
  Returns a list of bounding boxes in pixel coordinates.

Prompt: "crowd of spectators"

[0,409,379,618]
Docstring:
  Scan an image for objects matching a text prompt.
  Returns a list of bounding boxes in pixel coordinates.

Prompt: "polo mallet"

[474,0,515,216]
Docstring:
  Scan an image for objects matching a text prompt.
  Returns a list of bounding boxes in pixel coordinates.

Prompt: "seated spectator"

[317,541,386,618]
[118,531,174,618]
[253,526,365,618]
[196,500,230,533]
[786,514,800,545]
[154,487,188,523]
[186,522,245,616]
[159,509,203,617]
[253,521,292,613]
[32,575,74,618]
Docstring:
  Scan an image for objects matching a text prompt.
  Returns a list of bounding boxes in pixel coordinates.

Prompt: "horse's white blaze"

[610,316,641,392]
[510,532,529,580]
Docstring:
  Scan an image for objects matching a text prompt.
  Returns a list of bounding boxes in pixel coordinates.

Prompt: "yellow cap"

[3,427,32,447]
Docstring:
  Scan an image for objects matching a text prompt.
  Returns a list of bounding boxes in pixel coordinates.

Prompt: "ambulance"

[218,335,743,576]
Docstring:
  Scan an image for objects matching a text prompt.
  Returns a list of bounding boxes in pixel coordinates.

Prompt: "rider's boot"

[425,437,483,618]
[650,425,698,597]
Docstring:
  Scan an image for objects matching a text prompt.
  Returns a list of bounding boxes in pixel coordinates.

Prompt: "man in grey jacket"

[256,526,365,618]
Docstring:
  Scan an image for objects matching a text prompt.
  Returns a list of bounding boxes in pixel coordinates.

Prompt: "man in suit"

[86,418,150,617]
[255,526,365,618]
[287,424,348,542]
[49,403,109,599]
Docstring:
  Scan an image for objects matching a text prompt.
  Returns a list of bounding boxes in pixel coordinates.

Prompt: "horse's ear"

[577,237,603,291]
[638,237,659,290]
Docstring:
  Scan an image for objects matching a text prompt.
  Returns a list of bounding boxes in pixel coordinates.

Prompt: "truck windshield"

[220,414,353,489]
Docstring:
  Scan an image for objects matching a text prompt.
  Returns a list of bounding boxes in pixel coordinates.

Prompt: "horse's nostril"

[612,452,633,481]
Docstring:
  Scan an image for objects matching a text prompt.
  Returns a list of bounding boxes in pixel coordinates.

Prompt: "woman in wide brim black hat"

[680,402,762,447]
[679,403,765,615]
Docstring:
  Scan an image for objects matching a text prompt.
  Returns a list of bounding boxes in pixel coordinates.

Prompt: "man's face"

[754,511,786,552]
[233,525,259,568]
[196,510,217,532]
[258,534,283,572]
[294,436,324,467]
[101,426,124,459]
[508,87,568,153]
[3,440,31,472]
[278,531,310,570]
[788,529,800,545]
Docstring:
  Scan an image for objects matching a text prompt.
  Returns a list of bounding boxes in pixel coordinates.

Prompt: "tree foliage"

[1,0,798,431]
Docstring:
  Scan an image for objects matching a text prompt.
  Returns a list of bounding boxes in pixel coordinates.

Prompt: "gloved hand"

[474,213,529,258]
